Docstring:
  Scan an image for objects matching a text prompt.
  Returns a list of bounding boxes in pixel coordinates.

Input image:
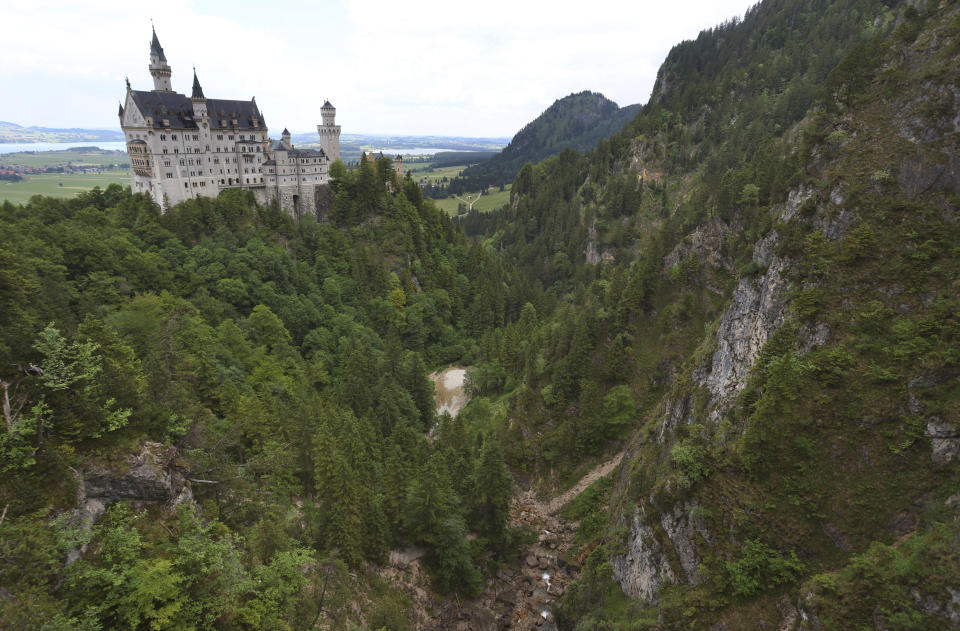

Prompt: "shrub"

[725,539,805,596]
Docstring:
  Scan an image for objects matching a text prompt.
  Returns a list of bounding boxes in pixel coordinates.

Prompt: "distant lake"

[363,147,486,155]
[0,141,127,154]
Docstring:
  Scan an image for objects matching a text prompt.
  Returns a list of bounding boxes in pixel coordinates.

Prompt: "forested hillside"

[448,91,640,195]
[457,0,960,627]
[0,161,531,629]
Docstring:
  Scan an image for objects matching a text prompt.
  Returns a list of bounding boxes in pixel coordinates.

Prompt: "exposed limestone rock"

[611,501,708,603]
[701,229,790,423]
[913,586,960,625]
[83,442,178,503]
[926,418,960,466]
[777,594,800,631]
[661,503,707,585]
[61,442,188,564]
[663,218,735,276]
[611,505,676,603]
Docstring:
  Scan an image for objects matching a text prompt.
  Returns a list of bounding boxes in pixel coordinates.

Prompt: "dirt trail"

[382,450,626,630]
[543,450,625,515]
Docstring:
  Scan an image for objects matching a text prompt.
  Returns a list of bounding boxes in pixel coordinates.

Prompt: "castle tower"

[281,128,292,150]
[317,100,341,162]
[191,68,207,120]
[149,26,173,92]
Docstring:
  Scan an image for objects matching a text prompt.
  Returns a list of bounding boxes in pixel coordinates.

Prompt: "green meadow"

[434,185,511,215]
[0,173,130,204]
[0,148,129,169]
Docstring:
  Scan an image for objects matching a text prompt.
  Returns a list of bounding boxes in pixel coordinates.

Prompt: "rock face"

[83,442,178,503]
[611,506,675,602]
[610,502,707,604]
[617,186,857,601]
[926,418,960,467]
[62,442,189,564]
[700,228,790,423]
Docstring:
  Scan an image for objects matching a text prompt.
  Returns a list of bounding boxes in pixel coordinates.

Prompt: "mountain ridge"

[448,90,641,194]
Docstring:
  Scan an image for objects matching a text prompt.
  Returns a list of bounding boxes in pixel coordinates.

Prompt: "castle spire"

[118,102,124,118]
[150,25,166,62]
[191,67,205,99]
[149,25,173,92]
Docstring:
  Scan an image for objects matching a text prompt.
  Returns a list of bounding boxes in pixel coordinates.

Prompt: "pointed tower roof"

[118,102,124,117]
[322,100,334,109]
[150,26,166,61]
[191,68,205,99]
[282,127,290,135]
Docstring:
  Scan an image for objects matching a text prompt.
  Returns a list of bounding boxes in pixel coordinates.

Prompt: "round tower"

[149,26,173,92]
[317,100,341,162]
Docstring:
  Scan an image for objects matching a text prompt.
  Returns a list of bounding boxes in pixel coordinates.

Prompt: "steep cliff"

[595,2,960,627]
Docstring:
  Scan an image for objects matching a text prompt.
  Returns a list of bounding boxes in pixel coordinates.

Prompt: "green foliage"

[725,539,805,597]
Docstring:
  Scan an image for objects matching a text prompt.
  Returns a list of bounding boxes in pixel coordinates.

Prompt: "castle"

[118,27,340,216]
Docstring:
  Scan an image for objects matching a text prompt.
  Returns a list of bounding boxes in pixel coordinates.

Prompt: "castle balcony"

[126,139,153,177]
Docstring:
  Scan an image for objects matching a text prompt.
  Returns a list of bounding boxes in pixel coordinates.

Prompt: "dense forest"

[447,92,641,195]
[2,0,959,629]
[0,162,528,629]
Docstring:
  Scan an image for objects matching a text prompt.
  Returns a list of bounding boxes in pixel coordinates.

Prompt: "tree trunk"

[1,380,13,433]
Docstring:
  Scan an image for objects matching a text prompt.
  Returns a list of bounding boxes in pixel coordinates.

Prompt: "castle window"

[160,134,166,141]
[193,135,199,141]
[163,148,168,154]
[216,134,223,140]
[184,183,188,188]
[172,134,177,140]
[174,148,179,154]
[228,135,234,140]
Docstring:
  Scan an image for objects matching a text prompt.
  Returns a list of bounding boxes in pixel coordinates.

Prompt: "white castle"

[118,27,340,216]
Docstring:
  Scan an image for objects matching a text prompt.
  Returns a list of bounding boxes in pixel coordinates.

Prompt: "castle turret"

[317,100,341,162]
[149,26,173,92]
[281,128,292,150]
[191,68,207,120]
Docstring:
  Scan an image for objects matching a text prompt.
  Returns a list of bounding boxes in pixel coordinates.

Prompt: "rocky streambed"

[383,451,626,629]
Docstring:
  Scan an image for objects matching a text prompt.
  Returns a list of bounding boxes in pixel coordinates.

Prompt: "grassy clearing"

[0,173,130,204]
[434,186,511,215]
[0,149,129,168]
[407,163,465,185]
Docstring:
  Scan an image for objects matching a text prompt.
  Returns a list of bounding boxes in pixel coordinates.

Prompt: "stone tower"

[149,26,173,92]
[317,100,341,162]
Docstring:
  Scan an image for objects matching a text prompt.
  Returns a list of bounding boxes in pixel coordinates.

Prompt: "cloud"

[0,0,755,137]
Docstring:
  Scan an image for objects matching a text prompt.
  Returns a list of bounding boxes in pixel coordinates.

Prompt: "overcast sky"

[1,0,756,138]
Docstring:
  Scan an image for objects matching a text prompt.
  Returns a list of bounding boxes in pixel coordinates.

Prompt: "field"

[407,157,511,215]
[0,148,129,169]
[407,163,466,185]
[0,173,130,204]
[433,185,511,215]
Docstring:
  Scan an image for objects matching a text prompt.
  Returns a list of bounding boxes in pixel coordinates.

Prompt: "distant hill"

[448,91,641,194]
[0,121,124,144]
